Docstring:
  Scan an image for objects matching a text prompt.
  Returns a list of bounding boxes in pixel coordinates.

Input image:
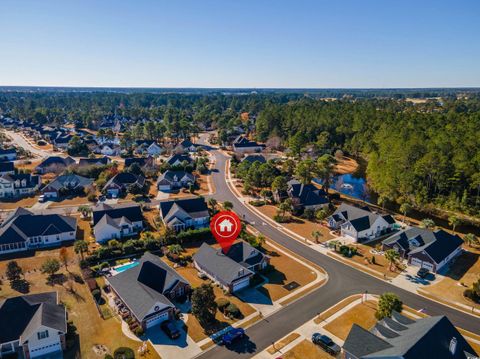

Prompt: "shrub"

[302,208,315,220]
[177,227,212,242]
[249,200,266,207]
[87,193,97,202]
[104,355,113,359]
[216,298,230,312]
[113,347,135,359]
[225,303,241,318]
[273,214,289,223]
[133,327,144,337]
[100,262,110,270]
[91,289,101,300]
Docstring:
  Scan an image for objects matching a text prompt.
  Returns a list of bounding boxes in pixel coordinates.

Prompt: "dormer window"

[449,337,457,355]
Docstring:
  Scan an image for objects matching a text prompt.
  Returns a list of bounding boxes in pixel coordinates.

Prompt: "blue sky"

[0,0,479,88]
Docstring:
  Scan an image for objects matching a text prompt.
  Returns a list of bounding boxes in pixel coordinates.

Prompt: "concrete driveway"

[146,317,201,359]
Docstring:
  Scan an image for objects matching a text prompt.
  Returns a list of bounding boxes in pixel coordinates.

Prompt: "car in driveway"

[222,328,245,345]
[312,333,340,355]
[417,267,430,278]
[161,320,181,339]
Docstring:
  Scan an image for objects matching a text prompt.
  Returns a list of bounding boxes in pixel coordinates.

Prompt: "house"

[0,148,17,161]
[78,156,111,167]
[0,161,15,176]
[92,203,144,243]
[35,156,76,174]
[241,154,266,164]
[232,135,264,153]
[106,252,190,329]
[97,143,120,156]
[166,154,193,167]
[102,172,145,197]
[124,156,154,168]
[52,135,73,149]
[0,292,67,358]
[193,241,270,292]
[41,174,93,199]
[382,227,463,273]
[135,140,163,156]
[343,310,477,359]
[178,139,197,153]
[0,173,41,198]
[327,203,396,242]
[0,208,77,255]
[158,197,209,231]
[275,179,329,211]
[157,170,195,192]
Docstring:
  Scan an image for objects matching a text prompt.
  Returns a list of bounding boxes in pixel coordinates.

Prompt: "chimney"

[449,337,457,355]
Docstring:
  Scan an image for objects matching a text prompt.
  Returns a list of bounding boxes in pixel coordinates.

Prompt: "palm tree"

[384,249,400,272]
[311,230,322,243]
[278,201,291,221]
[77,205,92,219]
[463,233,478,247]
[223,201,233,211]
[420,218,435,229]
[399,202,412,224]
[449,215,461,234]
[207,198,218,212]
[74,240,88,260]
[260,189,270,203]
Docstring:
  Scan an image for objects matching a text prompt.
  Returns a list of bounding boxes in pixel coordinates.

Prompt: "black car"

[417,267,430,278]
[312,333,340,355]
[161,320,181,339]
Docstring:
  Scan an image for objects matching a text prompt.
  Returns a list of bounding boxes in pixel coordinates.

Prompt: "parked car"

[161,320,181,339]
[311,333,340,355]
[417,267,430,278]
[38,195,46,203]
[222,328,245,345]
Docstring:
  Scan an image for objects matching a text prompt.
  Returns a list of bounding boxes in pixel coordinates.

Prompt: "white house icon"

[218,218,234,232]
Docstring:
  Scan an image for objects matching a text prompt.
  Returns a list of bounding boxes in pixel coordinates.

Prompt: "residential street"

[197,137,480,359]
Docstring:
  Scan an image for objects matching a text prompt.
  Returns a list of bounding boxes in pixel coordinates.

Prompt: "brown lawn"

[77,217,95,244]
[314,295,362,324]
[267,332,300,354]
[196,173,214,195]
[261,242,318,301]
[284,339,334,359]
[49,196,91,208]
[0,196,38,209]
[15,160,42,172]
[324,301,377,340]
[256,205,333,242]
[0,254,159,358]
[425,248,480,312]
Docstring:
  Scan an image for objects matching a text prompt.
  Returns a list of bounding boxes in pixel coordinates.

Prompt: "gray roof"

[159,197,209,225]
[157,170,195,185]
[92,203,143,226]
[0,292,66,344]
[331,203,394,232]
[193,242,259,286]
[42,173,93,191]
[383,227,463,264]
[37,156,76,168]
[107,253,189,321]
[241,154,266,164]
[103,172,145,190]
[0,208,77,245]
[78,156,110,166]
[344,312,478,359]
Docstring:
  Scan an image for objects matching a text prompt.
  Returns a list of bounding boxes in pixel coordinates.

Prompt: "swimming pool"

[115,261,139,273]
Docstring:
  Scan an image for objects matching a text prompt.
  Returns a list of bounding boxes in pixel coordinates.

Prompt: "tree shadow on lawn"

[46,273,68,286]
[440,251,479,281]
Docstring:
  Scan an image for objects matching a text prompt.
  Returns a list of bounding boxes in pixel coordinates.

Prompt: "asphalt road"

[198,140,480,359]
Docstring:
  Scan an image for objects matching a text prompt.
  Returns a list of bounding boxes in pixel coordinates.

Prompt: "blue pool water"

[314,173,373,202]
[115,261,139,273]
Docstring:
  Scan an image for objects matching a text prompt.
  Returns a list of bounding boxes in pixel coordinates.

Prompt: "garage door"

[145,311,169,328]
[29,341,61,357]
[411,258,434,271]
[232,278,250,292]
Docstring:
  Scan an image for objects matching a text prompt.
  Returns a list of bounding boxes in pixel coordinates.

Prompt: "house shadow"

[439,251,479,281]
[236,287,273,306]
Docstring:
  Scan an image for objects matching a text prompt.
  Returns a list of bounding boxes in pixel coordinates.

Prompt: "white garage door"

[411,258,434,271]
[29,341,61,357]
[232,278,250,292]
[145,311,169,328]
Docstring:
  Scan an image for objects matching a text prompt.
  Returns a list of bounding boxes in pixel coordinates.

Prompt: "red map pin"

[210,210,242,254]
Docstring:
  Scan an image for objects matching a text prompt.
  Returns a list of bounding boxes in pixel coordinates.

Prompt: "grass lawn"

[267,332,300,354]
[283,339,334,359]
[0,254,159,359]
[256,205,333,242]
[261,242,318,301]
[424,248,480,311]
[323,301,377,340]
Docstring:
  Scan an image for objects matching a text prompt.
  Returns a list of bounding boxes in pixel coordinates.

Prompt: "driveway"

[146,318,202,359]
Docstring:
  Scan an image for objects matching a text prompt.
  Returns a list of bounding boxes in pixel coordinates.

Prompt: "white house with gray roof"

[92,203,144,243]
[193,241,269,292]
[158,197,209,232]
[106,253,190,329]
[0,292,67,358]
[328,203,396,242]
[157,170,195,192]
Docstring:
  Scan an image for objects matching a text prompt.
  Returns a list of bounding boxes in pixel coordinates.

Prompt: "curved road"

[198,141,480,358]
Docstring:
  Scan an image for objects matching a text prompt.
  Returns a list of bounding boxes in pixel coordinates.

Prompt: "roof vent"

[449,337,457,355]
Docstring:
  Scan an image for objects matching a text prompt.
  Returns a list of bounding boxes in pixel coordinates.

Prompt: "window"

[37,330,49,340]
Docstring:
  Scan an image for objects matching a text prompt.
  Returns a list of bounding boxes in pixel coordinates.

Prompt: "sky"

[0,0,479,88]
